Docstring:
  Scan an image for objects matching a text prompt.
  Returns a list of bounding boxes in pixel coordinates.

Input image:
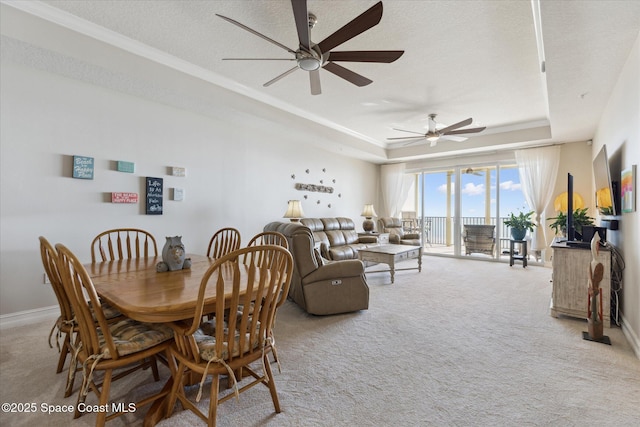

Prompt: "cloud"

[461,182,485,196]
[500,180,521,191]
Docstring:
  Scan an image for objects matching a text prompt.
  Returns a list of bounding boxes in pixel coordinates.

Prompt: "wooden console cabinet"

[550,241,611,327]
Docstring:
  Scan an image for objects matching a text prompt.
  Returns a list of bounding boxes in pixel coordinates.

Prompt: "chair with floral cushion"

[40,236,123,398]
[166,245,293,426]
[206,227,241,259]
[91,228,158,262]
[56,243,174,427]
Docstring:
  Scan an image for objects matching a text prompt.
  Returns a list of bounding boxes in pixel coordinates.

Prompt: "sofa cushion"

[326,230,346,247]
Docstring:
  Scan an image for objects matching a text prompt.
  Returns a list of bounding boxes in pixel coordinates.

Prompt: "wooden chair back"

[206,227,241,259]
[40,236,79,395]
[168,245,293,424]
[247,231,289,250]
[40,237,74,325]
[57,244,118,359]
[91,228,158,262]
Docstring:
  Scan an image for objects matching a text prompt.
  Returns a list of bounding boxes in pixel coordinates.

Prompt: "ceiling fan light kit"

[217,1,404,95]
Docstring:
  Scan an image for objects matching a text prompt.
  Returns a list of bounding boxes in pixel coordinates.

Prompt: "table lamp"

[361,204,377,232]
[554,192,584,212]
[283,200,305,222]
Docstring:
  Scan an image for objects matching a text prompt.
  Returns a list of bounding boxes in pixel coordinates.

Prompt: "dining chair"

[40,237,125,398]
[244,231,289,367]
[206,227,241,259]
[91,228,158,262]
[56,243,175,427]
[166,245,293,427]
[40,236,80,397]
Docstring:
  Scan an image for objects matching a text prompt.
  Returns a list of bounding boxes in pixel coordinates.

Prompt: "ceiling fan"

[216,1,404,95]
[387,114,486,147]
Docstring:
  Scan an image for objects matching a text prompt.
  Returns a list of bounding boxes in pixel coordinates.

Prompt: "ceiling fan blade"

[263,66,299,87]
[391,128,426,136]
[327,50,404,63]
[439,135,468,142]
[222,58,296,61]
[386,136,425,141]
[309,69,321,95]
[216,14,296,54]
[323,62,372,87]
[316,1,383,53]
[443,126,486,135]
[437,117,473,135]
[291,0,311,50]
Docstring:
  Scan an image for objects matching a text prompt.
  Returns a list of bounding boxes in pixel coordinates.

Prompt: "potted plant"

[547,207,595,237]
[504,210,535,240]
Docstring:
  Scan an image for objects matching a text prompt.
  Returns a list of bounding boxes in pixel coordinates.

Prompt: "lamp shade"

[554,192,584,212]
[360,204,377,218]
[283,200,305,222]
[595,187,613,210]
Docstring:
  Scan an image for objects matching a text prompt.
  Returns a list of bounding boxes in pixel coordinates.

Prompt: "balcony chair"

[463,224,496,256]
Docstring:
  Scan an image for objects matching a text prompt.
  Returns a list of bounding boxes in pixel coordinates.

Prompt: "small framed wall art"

[72,155,94,179]
[621,165,636,213]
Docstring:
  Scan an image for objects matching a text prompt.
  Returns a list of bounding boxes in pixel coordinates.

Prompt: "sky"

[415,166,530,219]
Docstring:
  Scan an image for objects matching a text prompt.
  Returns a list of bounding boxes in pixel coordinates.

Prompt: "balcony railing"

[417,216,513,252]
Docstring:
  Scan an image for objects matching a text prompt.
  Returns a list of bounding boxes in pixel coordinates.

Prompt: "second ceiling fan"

[216,1,404,95]
[388,114,486,147]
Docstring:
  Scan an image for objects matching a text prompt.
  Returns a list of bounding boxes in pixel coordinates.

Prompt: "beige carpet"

[1,257,639,426]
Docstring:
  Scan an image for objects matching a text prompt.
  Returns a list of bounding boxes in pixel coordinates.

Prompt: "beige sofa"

[263,221,369,315]
[300,217,378,260]
[377,217,421,246]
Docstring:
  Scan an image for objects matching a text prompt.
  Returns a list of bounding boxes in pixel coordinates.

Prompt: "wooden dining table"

[85,253,253,426]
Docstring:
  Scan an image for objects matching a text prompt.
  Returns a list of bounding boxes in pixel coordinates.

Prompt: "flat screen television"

[593,145,618,216]
[567,173,576,241]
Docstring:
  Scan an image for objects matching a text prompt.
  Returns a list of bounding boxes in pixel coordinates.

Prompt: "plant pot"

[587,318,603,340]
[511,228,526,241]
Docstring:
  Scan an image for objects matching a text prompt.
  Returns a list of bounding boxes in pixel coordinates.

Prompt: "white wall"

[592,33,640,353]
[0,54,378,316]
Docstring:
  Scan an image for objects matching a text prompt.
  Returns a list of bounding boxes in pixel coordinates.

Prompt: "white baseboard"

[0,305,59,330]
[621,313,640,360]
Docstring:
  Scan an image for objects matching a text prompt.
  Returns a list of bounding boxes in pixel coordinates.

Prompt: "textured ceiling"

[2,0,639,163]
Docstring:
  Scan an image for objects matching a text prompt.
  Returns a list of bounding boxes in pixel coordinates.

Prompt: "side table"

[358,232,389,245]
[509,239,527,267]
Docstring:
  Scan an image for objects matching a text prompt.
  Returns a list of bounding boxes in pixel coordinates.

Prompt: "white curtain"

[380,163,413,217]
[515,146,561,251]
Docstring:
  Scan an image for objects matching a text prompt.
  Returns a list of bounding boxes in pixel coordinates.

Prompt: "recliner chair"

[264,221,369,315]
[377,217,421,246]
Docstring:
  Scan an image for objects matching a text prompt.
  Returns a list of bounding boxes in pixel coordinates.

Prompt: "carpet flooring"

[1,256,639,426]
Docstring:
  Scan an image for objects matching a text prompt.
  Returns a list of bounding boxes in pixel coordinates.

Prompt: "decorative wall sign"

[173,188,184,201]
[295,183,334,193]
[116,160,135,173]
[72,155,94,179]
[621,165,636,213]
[111,192,139,203]
[145,177,163,215]
[171,167,186,177]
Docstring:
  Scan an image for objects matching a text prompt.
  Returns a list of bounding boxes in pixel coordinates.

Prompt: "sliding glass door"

[414,163,529,261]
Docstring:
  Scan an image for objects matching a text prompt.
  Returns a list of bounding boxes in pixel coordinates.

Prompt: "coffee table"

[358,244,422,284]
